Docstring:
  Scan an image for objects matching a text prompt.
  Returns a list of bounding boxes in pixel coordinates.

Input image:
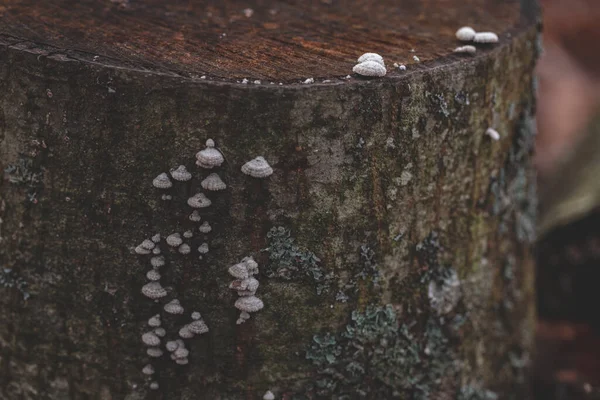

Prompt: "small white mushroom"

[188,320,209,335]
[148,314,161,327]
[146,269,161,281]
[173,347,190,359]
[228,263,249,280]
[178,243,191,255]
[191,311,202,320]
[198,242,209,254]
[149,381,159,390]
[154,327,166,337]
[142,331,161,346]
[164,299,184,315]
[152,173,172,189]
[357,52,384,67]
[235,296,264,313]
[166,340,179,352]
[151,256,165,268]
[139,239,155,250]
[141,282,167,299]
[183,230,193,239]
[456,26,476,41]
[198,221,212,234]
[152,247,161,255]
[151,233,161,243]
[196,139,224,169]
[170,165,192,182]
[201,173,227,191]
[189,210,202,222]
[473,32,499,43]
[179,325,195,339]
[134,245,151,255]
[352,60,386,77]
[142,364,155,375]
[454,45,476,54]
[263,390,275,400]
[147,347,163,358]
[187,193,212,208]
[486,128,500,141]
[412,55,420,62]
[166,233,183,247]
[241,156,273,178]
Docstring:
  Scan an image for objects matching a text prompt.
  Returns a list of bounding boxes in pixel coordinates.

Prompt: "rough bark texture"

[0,1,538,399]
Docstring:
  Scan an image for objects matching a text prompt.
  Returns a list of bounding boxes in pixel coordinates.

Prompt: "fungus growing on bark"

[154,327,166,337]
[178,243,191,255]
[135,246,151,255]
[187,192,212,208]
[152,247,161,255]
[149,382,159,390]
[242,256,259,275]
[474,32,498,43]
[196,139,224,169]
[175,358,189,365]
[183,230,193,239]
[188,319,209,334]
[235,296,264,313]
[152,173,172,189]
[191,311,201,320]
[198,242,209,254]
[486,128,500,141]
[146,269,161,281]
[146,347,163,358]
[353,60,386,77]
[164,299,184,315]
[428,269,461,315]
[263,390,275,400]
[241,156,273,178]
[179,325,195,339]
[161,194,172,201]
[173,347,189,359]
[151,233,161,243]
[456,26,476,41]
[151,256,165,268]
[142,364,155,375]
[236,311,251,325]
[142,331,161,346]
[166,233,183,247]
[166,340,179,352]
[357,52,384,66]
[198,221,212,234]
[201,173,227,191]
[228,263,249,280]
[170,165,192,182]
[189,210,201,222]
[142,282,167,299]
[135,239,154,255]
[454,45,476,54]
[148,314,161,327]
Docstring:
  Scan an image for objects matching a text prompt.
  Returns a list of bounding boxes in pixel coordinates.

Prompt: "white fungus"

[456,26,476,41]
[151,256,165,268]
[149,381,159,390]
[198,221,212,234]
[228,263,249,280]
[161,194,172,201]
[148,314,161,327]
[189,210,202,222]
[486,128,500,141]
[173,347,189,359]
[201,173,227,191]
[263,391,275,400]
[146,269,161,281]
[241,156,273,178]
[151,233,161,243]
[142,364,155,375]
[178,243,191,255]
[166,233,183,247]
[198,242,209,254]
[187,192,212,208]
[178,325,195,339]
[142,331,161,346]
[164,299,184,315]
[154,327,166,337]
[188,320,209,334]
[141,282,167,299]
[196,139,224,169]
[175,358,189,365]
[454,45,477,54]
[191,311,202,320]
[234,296,264,313]
[146,347,163,358]
[302,77,314,84]
[152,247,161,255]
[357,52,385,67]
[152,173,172,189]
[183,230,193,239]
[166,340,179,352]
[473,32,499,43]
[170,165,192,182]
[242,257,259,275]
[134,245,151,255]
[140,239,155,250]
[413,55,420,62]
[352,60,386,77]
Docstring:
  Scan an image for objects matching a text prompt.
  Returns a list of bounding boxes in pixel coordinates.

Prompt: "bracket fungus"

[196,139,224,169]
[183,230,193,239]
[456,26,476,41]
[189,210,201,222]
[198,221,212,234]
[170,165,192,181]
[234,296,264,313]
[178,243,191,255]
[135,239,155,255]
[142,364,155,375]
[152,172,172,189]
[142,282,167,300]
[188,319,209,334]
[148,314,161,327]
[357,52,384,66]
[474,32,499,43]
[454,45,476,54]
[228,263,249,280]
[146,347,163,358]
[191,311,202,320]
[486,128,501,141]
[229,257,264,323]
[198,242,209,254]
[241,156,273,178]
[187,192,212,208]
[164,299,184,314]
[263,391,275,400]
[201,173,227,191]
[142,331,161,347]
[353,60,386,77]
[149,382,159,390]
[178,325,195,339]
[166,233,183,247]
[154,327,166,337]
[150,256,165,268]
[151,233,161,243]
[146,269,161,281]
[166,340,179,352]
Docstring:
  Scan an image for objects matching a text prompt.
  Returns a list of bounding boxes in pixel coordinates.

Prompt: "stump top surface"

[1,0,522,81]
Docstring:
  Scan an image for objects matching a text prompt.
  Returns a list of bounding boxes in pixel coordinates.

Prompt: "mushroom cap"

[241,156,273,178]
[228,263,249,279]
[179,325,195,339]
[189,210,202,222]
[142,282,167,299]
[147,347,163,358]
[152,172,172,189]
[195,141,224,169]
[353,60,386,77]
[357,52,384,66]
[263,390,276,400]
[198,221,212,234]
[166,233,183,247]
[174,347,190,359]
[187,193,212,209]
[473,32,498,43]
[142,331,161,346]
[175,358,189,365]
[142,364,155,375]
[201,173,227,191]
[170,165,192,182]
[164,299,184,315]
[198,242,209,254]
[455,26,476,41]
[146,269,161,281]
[188,320,209,335]
[242,257,259,275]
[166,341,179,352]
[154,327,166,337]
[151,256,165,268]
[235,296,264,313]
[191,311,202,320]
[149,381,159,390]
[178,243,191,255]
[148,314,161,327]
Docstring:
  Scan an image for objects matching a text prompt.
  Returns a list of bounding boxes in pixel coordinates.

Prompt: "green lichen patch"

[263,226,333,295]
[3,154,44,204]
[0,267,30,300]
[335,244,381,303]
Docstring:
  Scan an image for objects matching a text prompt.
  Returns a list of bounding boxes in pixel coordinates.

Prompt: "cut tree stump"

[0,1,539,399]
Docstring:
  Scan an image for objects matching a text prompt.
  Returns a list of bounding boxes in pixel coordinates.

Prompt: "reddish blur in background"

[534,0,600,399]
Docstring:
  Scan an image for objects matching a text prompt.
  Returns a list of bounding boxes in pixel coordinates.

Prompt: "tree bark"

[0,1,539,399]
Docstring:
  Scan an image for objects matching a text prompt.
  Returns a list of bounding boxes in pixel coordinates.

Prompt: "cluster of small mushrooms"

[228,256,264,324]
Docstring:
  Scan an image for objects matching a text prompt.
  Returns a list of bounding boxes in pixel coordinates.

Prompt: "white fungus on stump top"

[241,156,273,178]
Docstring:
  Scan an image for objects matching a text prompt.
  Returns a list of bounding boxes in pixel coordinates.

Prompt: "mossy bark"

[0,20,538,400]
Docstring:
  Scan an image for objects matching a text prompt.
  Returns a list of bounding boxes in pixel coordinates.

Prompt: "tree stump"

[0,1,539,399]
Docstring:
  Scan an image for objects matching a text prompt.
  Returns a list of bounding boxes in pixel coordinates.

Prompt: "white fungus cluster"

[428,269,462,315]
[178,311,209,339]
[228,257,264,324]
[196,139,224,169]
[455,26,498,45]
[241,156,273,178]
[353,52,386,77]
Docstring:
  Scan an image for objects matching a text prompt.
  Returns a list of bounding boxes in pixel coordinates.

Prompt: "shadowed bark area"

[0,1,538,399]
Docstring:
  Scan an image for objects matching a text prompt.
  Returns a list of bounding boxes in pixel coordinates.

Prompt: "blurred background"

[534,0,600,399]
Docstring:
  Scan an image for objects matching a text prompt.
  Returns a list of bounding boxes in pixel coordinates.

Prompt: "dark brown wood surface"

[0,0,521,81]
